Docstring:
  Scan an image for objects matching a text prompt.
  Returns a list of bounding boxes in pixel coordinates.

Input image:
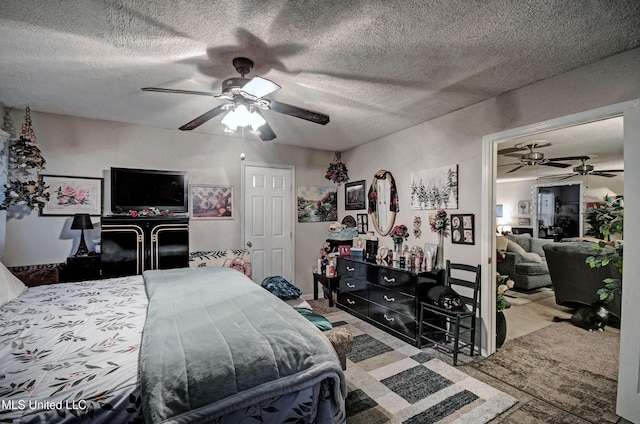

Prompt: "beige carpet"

[471,321,620,423]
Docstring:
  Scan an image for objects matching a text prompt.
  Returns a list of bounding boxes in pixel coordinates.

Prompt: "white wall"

[3,112,335,295]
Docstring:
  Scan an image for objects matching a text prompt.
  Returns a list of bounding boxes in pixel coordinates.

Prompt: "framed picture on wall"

[518,200,531,215]
[190,185,234,219]
[40,175,103,216]
[451,213,475,245]
[345,180,366,210]
[518,217,531,226]
[356,213,368,234]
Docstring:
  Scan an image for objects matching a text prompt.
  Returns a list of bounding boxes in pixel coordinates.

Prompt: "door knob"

[246,241,252,247]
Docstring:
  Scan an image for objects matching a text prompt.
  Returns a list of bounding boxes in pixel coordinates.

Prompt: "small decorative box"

[350,248,364,260]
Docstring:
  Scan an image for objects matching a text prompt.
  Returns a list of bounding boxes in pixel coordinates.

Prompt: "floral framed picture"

[40,175,103,216]
[345,179,366,210]
[451,213,474,245]
[190,185,234,219]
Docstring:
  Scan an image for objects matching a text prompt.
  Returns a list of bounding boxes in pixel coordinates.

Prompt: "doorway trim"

[481,99,638,357]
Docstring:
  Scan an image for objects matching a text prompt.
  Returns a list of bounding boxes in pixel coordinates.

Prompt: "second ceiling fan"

[141,57,330,141]
[498,141,585,174]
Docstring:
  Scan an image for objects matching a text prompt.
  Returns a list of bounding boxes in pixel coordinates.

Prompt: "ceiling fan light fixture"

[221,104,266,132]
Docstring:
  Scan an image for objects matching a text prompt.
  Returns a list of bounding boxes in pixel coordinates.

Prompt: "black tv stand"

[101,216,189,278]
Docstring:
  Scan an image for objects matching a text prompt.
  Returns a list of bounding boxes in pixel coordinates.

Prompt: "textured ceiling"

[1,1,639,152]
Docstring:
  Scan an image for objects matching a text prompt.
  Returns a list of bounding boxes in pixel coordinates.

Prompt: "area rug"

[504,286,554,306]
[471,321,620,423]
[324,310,518,423]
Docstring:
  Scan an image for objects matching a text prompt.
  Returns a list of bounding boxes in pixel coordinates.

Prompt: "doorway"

[535,182,582,240]
[482,99,640,421]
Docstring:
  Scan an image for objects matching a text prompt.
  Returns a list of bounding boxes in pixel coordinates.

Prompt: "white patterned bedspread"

[0,276,146,423]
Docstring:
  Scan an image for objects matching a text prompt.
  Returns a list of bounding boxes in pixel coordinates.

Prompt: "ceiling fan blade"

[596,169,624,173]
[497,162,522,167]
[591,172,618,178]
[506,164,525,173]
[542,162,572,168]
[142,87,223,97]
[504,152,527,158]
[254,110,276,141]
[497,147,525,155]
[241,76,281,98]
[546,156,591,162]
[540,173,574,179]
[179,104,230,131]
[268,100,330,125]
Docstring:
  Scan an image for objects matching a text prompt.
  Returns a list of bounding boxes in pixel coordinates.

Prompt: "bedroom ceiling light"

[71,213,94,257]
[220,104,266,132]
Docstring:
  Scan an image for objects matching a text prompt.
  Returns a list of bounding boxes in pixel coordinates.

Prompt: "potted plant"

[585,197,623,303]
[496,273,514,348]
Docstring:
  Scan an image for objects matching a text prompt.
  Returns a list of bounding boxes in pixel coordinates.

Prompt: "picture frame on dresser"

[40,175,103,216]
[190,184,233,219]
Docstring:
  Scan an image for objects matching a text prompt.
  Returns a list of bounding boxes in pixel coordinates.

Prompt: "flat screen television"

[110,167,188,213]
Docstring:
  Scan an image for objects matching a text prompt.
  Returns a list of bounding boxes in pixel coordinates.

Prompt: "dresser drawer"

[339,277,368,297]
[374,268,415,295]
[337,291,368,316]
[369,304,415,339]
[368,286,415,318]
[338,259,367,280]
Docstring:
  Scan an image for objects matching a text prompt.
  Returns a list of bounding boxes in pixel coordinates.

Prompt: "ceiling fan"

[141,57,330,141]
[542,156,624,179]
[498,141,585,174]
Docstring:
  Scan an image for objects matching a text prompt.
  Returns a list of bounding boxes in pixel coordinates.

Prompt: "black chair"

[417,260,481,366]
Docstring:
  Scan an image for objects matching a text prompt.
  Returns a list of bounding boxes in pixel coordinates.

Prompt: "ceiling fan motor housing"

[574,163,594,174]
[522,151,545,162]
[221,77,251,94]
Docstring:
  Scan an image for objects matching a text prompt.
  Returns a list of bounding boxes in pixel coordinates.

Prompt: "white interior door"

[242,163,294,284]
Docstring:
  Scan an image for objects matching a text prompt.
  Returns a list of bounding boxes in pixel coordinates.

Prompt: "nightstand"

[313,273,339,307]
[64,255,101,282]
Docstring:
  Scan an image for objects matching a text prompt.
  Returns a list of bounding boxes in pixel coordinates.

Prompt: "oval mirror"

[368,170,398,236]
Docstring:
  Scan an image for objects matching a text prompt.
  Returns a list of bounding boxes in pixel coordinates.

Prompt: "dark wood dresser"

[336,257,442,344]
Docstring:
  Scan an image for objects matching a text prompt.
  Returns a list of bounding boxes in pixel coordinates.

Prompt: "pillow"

[506,240,542,263]
[294,307,333,331]
[426,286,465,310]
[260,276,302,300]
[285,297,313,310]
[496,236,509,253]
[0,261,28,307]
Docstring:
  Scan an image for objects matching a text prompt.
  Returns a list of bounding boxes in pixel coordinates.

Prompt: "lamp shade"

[71,214,94,230]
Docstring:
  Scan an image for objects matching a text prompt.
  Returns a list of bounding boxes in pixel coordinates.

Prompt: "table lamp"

[71,213,94,256]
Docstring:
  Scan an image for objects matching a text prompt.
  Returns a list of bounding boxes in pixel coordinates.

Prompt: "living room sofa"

[543,241,622,320]
[497,233,555,290]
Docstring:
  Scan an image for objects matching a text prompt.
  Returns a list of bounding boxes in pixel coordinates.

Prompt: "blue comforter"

[140,267,346,423]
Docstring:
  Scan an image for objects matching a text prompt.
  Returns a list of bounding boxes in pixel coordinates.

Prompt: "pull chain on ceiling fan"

[141,57,330,141]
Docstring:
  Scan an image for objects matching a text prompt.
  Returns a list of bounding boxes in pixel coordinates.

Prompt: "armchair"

[496,233,554,290]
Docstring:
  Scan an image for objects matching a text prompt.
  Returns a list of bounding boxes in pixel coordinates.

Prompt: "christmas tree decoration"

[325,152,349,185]
[1,107,50,210]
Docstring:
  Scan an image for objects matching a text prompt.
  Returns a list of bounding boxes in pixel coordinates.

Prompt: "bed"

[0,264,346,423]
